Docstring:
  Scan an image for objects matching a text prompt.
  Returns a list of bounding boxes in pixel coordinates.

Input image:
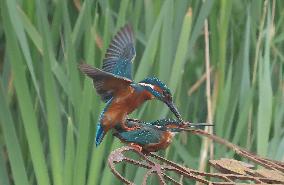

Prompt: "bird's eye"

[163,91,172,101]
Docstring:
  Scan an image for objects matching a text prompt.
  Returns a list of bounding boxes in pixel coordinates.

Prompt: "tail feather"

[95,124,105,147]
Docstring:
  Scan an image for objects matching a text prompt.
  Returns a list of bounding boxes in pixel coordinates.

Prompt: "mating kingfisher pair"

[79,25,212,152]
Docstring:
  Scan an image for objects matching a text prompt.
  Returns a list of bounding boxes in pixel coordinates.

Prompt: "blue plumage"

[95,124,104,147]
[136,76,183,121]
[95,98,113,146]
[140,77,170,92]
[114,118,213,152]
[79,25,183,148]
[115,127,162,145]
[111,60,133,79]
[81,25,135,102]
[102,25,135,80]
[145,118,180,127]
[139,77,172,101]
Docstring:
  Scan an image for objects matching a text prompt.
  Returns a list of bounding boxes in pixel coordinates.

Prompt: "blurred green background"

[0,0,283,184]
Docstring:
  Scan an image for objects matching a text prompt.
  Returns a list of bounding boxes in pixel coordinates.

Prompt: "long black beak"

[185,122,214,127]
[181,122,214,130]
[166,101,183,122]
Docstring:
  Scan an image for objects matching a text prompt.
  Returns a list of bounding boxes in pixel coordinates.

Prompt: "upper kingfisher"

[114,118,213,153]
[79,25,183,147]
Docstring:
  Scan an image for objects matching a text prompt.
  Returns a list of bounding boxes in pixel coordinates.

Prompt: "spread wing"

[79,63,132,102]
[102,24,136,80]
[114,127,162,146]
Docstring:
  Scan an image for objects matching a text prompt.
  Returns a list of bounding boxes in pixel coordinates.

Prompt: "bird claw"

[125,125,141,131]
[129,143,142,152]
[121,123,141,131]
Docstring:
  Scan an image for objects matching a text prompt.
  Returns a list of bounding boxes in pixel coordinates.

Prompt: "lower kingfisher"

[114,118,213,153]
[79,25,183,147]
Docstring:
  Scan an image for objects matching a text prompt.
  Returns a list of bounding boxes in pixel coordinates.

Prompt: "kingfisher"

[114,118,213,153]
[79,25,182,147]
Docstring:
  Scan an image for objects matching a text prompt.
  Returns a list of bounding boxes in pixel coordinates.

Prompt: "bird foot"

[121,124,141,131]
[127,125,141,131]
[129,143,142,152]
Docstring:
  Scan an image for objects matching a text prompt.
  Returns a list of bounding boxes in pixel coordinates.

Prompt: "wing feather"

[114,127,162,146]
[79,63,132,102]
[102,24,136,80]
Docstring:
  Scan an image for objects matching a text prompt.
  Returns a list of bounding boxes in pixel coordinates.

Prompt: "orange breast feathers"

[143,132,175,152]
[101,86,154,131]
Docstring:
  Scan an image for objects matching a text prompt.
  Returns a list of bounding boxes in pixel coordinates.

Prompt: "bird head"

[138,77,183,121]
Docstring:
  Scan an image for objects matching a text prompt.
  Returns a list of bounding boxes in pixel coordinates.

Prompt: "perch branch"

[108,129,284,184]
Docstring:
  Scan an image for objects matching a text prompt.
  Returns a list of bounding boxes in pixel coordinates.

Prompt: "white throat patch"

[138,82,154,89]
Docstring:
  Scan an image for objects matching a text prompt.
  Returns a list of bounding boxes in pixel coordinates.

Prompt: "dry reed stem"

[197,13,213,183]
[187,67,213,96]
